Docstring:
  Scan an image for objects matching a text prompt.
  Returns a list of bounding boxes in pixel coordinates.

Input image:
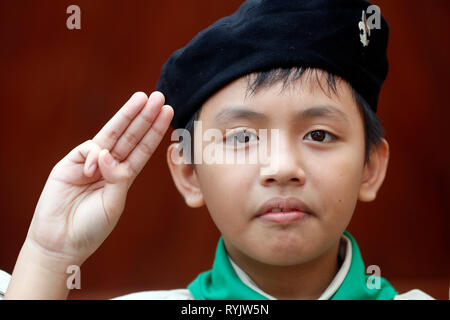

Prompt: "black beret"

[156,0,390,129]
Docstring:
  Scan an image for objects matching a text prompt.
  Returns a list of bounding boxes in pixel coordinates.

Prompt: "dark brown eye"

[311,130,325,141]
[305,130,335,143]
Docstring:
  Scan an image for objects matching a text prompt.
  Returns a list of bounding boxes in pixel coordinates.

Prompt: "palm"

[27,92,174,263]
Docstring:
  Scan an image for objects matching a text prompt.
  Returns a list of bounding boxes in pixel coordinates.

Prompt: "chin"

[256,250,312,266]
[266,257,307,266]
[250,237,314,266]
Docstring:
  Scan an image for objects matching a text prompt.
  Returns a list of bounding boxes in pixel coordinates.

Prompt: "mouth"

[256,197,313,224]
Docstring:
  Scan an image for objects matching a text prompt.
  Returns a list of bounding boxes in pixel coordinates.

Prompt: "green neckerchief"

[187,231,398,300]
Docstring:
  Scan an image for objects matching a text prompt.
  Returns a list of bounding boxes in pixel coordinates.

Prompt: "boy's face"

[168,70,388,266]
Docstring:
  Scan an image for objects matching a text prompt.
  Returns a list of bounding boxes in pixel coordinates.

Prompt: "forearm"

[4,239,80,300]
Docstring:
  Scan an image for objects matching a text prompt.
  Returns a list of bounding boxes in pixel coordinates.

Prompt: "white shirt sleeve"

[0,269,12,300]
[111,289,194,300]
[394,289,435,300]
[0,267,194,300]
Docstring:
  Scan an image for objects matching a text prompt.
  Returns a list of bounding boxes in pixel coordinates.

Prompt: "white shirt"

[0,234,435,300]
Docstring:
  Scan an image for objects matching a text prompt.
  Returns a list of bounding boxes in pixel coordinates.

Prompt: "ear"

[358,138,390,202]
[166,143,205,208]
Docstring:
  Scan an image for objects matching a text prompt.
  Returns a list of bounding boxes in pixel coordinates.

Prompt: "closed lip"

[256,197,313,217]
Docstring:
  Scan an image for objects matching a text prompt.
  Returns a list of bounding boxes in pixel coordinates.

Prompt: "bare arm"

[5,91,174,299]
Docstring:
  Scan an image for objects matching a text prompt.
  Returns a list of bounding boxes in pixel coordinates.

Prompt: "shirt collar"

[187,231,398,300]
[226,234,352,300]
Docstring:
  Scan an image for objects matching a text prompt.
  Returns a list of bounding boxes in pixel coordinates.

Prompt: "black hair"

[182,66,384,166]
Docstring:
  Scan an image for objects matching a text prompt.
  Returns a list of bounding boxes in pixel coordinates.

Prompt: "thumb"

[98,149,131,219]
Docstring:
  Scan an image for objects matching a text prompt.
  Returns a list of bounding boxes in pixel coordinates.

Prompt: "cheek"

[309,150,363,217]
[197,163,257,230]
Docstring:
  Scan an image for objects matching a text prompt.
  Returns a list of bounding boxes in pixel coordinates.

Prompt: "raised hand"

[25,91,174,265]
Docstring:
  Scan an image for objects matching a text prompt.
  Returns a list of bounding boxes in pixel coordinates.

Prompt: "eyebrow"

[297,105,350,124]
[213,104,349,125]
[214,108,267,125]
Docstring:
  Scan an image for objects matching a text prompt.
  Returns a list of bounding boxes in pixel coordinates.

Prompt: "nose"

[259,132,305,187]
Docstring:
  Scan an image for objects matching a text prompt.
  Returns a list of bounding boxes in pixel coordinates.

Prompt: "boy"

[2,0,434,299]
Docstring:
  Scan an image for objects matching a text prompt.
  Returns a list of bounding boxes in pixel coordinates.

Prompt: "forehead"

[197,70,362,128]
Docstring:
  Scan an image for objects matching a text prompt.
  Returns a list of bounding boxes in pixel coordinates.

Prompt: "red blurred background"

[0,1,448,299]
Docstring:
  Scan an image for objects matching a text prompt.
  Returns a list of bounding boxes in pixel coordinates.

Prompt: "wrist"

[21,237,85,272]
[4,239,84,299]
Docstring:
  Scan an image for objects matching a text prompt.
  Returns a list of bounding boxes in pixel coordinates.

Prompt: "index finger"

[92,92,150,150]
